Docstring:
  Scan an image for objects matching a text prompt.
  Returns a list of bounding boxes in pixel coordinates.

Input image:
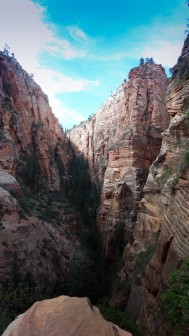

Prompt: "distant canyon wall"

[69,62,169,260]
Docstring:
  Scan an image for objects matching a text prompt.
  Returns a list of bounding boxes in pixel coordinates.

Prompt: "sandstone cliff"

[0,51,72,189]
[0,50,109,336]
[69,44,189,334]
[69,62,169,261]
[1,35,189,336]
[123,36,189,335]
[0,51,81,294]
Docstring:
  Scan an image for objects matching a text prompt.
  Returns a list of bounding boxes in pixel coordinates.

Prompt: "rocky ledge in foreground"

[3,295,132,336]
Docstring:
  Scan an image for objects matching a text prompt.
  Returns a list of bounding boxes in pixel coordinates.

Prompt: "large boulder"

[3,295,132,336]
[0,170,21,193]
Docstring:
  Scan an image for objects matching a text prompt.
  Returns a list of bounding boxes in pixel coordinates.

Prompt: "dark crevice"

[161,237,174,265]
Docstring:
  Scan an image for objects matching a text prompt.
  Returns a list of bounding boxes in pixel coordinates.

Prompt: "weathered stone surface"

[3,296,132,336]
[70,62,169,260]
[0,184,79,289]
[0,53,80,289]
[1,34,189,336]
[0,52,71,190]
[123,35,189,335]
[0,170,21,193]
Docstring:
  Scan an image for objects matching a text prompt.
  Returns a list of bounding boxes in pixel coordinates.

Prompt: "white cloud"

[0,0,52,72]
[0,0,187,128]
[0,0,96,127]
[45,39,86,59]
[87,20,186,66]
[0,0,89,68]
[34,68,99,99]
[34,68,99,124]
[142,40,183,67]
[138,19,187,67]
[49,96,85,128]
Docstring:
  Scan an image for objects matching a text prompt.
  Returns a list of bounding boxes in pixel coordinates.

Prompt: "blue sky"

[0,0,188,128]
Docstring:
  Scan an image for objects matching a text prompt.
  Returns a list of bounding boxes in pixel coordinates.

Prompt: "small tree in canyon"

[161,260,189,335]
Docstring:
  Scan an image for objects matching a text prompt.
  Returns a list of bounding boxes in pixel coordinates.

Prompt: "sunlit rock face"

[69,62,169,260]
[123,35,189,335]
[2,295,132,336]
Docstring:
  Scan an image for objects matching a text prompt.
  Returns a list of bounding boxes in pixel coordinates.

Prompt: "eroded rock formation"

[123,35,189,335]
[0,52,80,290]
[1,34,189,336]
[3,296,132,336]
[69,62,169,260]
[69,39,189,334]
[0,51,71,189]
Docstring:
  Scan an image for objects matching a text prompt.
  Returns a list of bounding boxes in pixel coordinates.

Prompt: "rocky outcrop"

[70,63,169,260]
[0,170,21,193]
[3,295,132,336]
[123,36,189,335]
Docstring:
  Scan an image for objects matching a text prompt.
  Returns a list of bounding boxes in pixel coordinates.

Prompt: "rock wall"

[0,52,80,290]
[0,51,71,190]
[123,36,189,335]
[69,63,169,260]
[1,36,188,335]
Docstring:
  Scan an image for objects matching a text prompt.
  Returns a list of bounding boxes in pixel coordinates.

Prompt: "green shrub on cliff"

[0,254,45,334]
[161,260,189,336]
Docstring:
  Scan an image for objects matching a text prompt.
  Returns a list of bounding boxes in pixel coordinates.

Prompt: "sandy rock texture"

[0,51,71,190]
[3,296,132,336]
[0,52,80,289]
[123,35,189,335]
[69,62,169,260]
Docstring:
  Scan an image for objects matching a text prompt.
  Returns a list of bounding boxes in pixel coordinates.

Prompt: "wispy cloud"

[34,68,99,127]
[45,39,86,59]
[0,0,187,128]
[0,0,97,127]
[0,0,92,66]
[138,19,187,66]
[141,39,183,67]
[67,26,88,41]
[102,24,185,66]
[48,96,85,128]
[35,68,99,95]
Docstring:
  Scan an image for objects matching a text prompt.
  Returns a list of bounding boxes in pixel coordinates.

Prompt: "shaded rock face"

[0,52,80,290]
[69,63,169,260]
[3,295,132,336]
[123,36,189,335]
[0,186,80,290]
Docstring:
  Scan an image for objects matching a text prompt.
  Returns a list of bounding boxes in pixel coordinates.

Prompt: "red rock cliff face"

[0,52,79,290]
[69,63,169,260]
[123,36,189,335]
[0,52,70,190]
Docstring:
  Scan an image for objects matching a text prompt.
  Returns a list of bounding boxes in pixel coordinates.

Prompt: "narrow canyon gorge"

[1,35,189,336]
